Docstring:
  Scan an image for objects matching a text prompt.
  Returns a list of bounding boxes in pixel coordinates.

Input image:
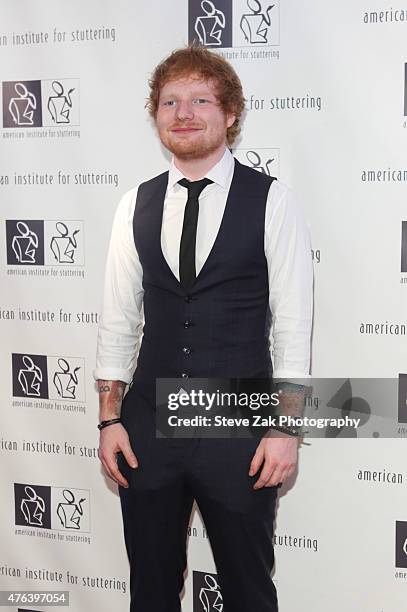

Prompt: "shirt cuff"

[93,367,133,385]
[272,370,311,385]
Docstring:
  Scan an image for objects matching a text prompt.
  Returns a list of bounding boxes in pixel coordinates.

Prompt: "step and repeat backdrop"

[0,1,406,611]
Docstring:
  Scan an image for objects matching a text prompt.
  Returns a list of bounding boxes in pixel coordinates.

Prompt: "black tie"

[178,177,213,290]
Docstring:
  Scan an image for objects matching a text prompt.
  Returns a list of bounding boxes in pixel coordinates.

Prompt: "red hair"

[146,44,246,146]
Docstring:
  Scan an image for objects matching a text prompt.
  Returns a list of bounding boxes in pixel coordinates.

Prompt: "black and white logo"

[233,147,279,176]
[55,488,88,530]
[12,353,85,402]
[6,221,44,265]
[3,80,42,127]
[193,571,223,611]
[49,222,81,264]
[404,64,407,117]
[401,221,407,273]
[398,374,407,424]
[14,483,90,532]
[188,0,280,48]
[2,79,79,128]
[6,220,84,266]
[395,521,407,568]
[46,80,76,125]
[15,483,51,528]
[239,0,276,45]
[189,0,232,48]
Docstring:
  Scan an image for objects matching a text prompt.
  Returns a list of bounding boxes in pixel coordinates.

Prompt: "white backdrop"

[0,1,406,611]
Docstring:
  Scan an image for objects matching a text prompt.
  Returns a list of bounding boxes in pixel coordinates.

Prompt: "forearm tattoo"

[99,384,111,393]
[98,380,125,410]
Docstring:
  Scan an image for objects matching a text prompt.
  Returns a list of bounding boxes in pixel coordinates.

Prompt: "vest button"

[184,320,192,328]
[184,296,192,303]
[181,372,189,378]
[182,347,191,355]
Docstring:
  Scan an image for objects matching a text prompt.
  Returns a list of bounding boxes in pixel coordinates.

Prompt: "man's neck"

[173,145,226,181]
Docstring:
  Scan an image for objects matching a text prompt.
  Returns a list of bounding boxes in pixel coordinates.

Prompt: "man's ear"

[226,113,236,128]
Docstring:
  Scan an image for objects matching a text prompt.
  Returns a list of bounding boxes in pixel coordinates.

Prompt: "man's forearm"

[276,382,307,418]
[265,382,308,438]
[98,380,126,421]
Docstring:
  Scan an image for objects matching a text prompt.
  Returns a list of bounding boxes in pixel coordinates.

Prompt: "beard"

[158,125,227,160]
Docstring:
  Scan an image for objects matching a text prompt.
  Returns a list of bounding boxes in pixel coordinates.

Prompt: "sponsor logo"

[2,79,79,128]
[12,353,85,402]
[405,64,407,117]
[395,521,407,568]
[189,0,232,48]
[6,220,84,267]
[398,374,407,424]
[401,221,407,273]
[188,0,280,49]
[232,147,279,176]
[14,483,90,532]
[193,571,223,611]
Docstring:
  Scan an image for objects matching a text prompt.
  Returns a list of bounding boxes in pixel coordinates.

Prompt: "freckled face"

[155,74,235,160]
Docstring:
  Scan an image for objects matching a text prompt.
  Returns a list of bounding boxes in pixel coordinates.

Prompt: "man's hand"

[98,423,138,488]
[97,379,138,488]
[249,433,299,489]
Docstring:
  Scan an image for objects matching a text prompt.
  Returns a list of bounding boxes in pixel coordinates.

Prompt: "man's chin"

[163,140,220,161]
[170,148,204,161]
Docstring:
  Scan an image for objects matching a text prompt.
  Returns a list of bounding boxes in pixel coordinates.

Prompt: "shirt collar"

[168,146,234,192]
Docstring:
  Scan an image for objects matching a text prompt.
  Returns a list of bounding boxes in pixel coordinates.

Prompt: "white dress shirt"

[94,147,313,383]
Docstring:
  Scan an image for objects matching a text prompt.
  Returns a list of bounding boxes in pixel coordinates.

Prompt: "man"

[95,44,313,612]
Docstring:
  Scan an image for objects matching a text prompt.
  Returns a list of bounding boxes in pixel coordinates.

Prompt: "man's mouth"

[171,127,203,133]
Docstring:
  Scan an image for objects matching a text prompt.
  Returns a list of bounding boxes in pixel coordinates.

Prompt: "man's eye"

[193,98,209,104]
[163,100,176,106]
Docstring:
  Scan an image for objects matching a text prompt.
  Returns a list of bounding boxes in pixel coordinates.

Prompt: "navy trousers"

[118,386,279,612]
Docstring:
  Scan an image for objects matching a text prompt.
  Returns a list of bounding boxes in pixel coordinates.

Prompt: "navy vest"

[132,159,276,394]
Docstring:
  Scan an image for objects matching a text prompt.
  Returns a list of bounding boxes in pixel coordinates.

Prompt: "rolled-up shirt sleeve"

[93,188,144,384]
[265,181,313,380]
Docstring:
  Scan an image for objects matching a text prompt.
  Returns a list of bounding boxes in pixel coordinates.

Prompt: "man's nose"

[175,99,194,120]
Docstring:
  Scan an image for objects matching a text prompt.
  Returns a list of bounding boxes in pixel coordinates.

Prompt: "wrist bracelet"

[269,425,301,437]
[97,417,121,430]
